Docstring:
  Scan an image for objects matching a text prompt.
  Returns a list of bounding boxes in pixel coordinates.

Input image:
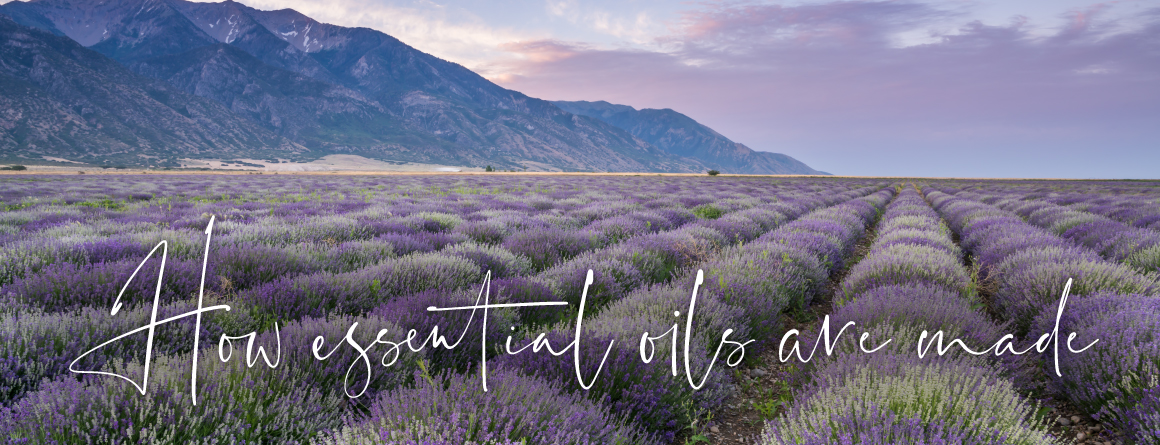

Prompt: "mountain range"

[0,0,824,174]
[553,101,826,175]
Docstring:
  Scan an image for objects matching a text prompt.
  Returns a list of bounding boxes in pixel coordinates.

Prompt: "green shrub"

[692,204,724,220]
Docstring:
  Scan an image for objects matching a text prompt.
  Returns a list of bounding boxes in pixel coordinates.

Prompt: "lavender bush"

[1029,292,1160,444]
[321,366,661,445]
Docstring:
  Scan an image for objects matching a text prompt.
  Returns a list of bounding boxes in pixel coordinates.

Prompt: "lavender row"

[1,175,857,236]
[5,284,647,444]
[0,183,685,286]
[303,187,894,443]
[233,186,868,323]
[2,176,896,444]
[1,313,426,443]
[955,189,1160,273]
[517,184,886,320]
[2,174,873,206]
[944,181,1160,231]
[1,177,869,306]
[299,187,892,443]
[1061,195,1160,231]
[926,190,1160,334]
[0,196,684,308]
[0,181,882,404]
[0,247,501,406]
[925,187,1160,444]
[453,188,897,442]
[761,185,1055,444]
[237,180,886,324]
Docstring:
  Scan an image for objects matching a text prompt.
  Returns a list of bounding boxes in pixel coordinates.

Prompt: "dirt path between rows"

[672,197,887,445]
[932,189,1126,445]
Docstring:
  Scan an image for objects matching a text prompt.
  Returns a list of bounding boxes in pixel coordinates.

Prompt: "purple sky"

[488,1,1160,178]
[148,1,1160,176]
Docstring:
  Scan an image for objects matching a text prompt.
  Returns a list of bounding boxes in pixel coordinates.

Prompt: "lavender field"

[1,174,1158,445]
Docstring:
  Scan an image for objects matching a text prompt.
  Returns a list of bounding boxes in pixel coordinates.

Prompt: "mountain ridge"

[553,100,825,175]
[0,13,305,167]
[1,0,824,174]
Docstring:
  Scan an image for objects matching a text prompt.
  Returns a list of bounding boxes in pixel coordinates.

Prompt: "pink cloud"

[670,1,949,50]
[486,1,1160,177]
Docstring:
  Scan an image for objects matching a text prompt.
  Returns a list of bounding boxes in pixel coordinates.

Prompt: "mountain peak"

[554,100,636,120]
[235,4,347,53]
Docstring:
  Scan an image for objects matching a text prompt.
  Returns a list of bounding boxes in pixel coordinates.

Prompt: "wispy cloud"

[486,1,1160,177]
[193,0,545,73]
[543,0,663,43]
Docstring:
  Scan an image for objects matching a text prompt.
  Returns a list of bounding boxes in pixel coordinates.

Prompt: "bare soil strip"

[672,194,889,445]
[933,191,1126,445]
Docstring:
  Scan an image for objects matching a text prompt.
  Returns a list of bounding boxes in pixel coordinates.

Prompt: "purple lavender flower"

[328,365,661,445]
[1029,292,1160,443]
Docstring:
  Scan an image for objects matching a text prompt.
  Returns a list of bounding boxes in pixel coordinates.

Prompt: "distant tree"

[1,165,27,171]
[707,170,720,176]
[485,165,494,172]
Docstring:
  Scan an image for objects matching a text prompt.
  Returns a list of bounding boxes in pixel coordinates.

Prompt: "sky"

[40,0,1160,177]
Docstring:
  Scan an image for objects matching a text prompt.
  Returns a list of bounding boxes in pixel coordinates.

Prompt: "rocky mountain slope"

[1,0,822,173]
[0,14,302,167]
[553,100,824,175]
